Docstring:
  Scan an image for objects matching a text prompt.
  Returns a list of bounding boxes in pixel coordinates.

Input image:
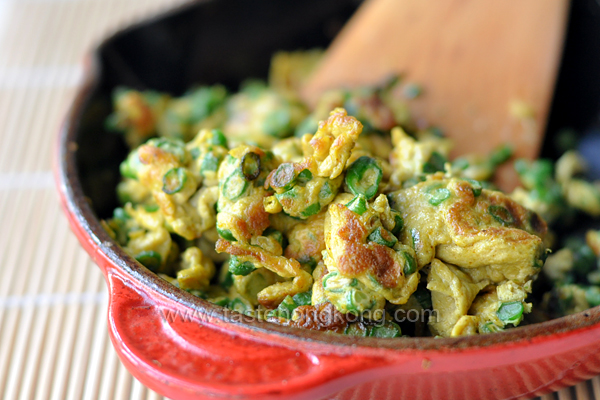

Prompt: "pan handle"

[105,271,390,400]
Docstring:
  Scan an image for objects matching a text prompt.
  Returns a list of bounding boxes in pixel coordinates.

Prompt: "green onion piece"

[162,167,187,194]
[369,321,401,338]
[300,203,321,218]
[240,152,261,181]
[346,194,368,215]
[292,291,312,307]
[428,188,451,206]
[135,250,162,272]
[488,205,515,226]
[210,129,228,147]
[297,169,313,185]
[423,151,447,173]
[344,323,368,337]
[463,178,482,196]
[497,301,524,325]
[271,163,296,190]
[402,251,417,275]
[345,156,383,200]
[229,256,256,276]
[413,287,432,309]
[222,170,248,200]
[217,225,236,241]
[368,227,398,248]
[200,153,220,173]
[391,212,404,236]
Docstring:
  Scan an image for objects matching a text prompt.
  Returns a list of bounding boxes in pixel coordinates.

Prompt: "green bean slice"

[217,225,236,241]
[369,321,402,338]
[345,156,382,200]
[300,203,321,218]
[240,152,261,181]
[368,227,398,248]
[346,194,368,216]
[209,129,228,147]
[488,205,515,226]
[200,153,220,173]
[222,170,248,200]
[135,250,162,272]
[428,188,451,206]
[162,167,187,194]
[271,163,296,190]
[229,256,256,276]
[402,251,417,275]
[497,301,524,325]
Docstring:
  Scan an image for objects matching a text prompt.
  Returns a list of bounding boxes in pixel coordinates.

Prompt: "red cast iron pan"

[55,0,600,399]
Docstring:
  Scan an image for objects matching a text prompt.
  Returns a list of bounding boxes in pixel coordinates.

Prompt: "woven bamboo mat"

[0,0,596,399]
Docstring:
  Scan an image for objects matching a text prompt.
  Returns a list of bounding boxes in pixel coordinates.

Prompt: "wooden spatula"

[302,0,569,189]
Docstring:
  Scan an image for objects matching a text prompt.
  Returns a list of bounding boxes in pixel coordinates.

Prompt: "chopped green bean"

[497,301,524,325]
[584,286,600,307]
[162,167,188,194]
[271,163,296,190]
[292,291,312,307]
[209,129,228,147]
[423,152,447,173]
[240,152,261,181]
[120,149,143,180]
[217,225,236,241]
[222,170,248,200]
[428,188,451,206]
[402,251,417,275]
[369,321,401,338]
[144,204,159,212]
[300,203,321,218]
[344,323,368,337]
[479,321,503,334]
[490,144,513,167]
[346,194,368,215]
[263,108,291,138]
[229,256,256,276]
[345,156,382,200]
[135,250,162,272]
[391,212,404,236]
[297,169,313,185]
[200,153,220,173]
[488,205,515,226]
[368,227,398,248]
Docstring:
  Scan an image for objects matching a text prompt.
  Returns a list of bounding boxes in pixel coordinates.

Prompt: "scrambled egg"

[102,51,600,338]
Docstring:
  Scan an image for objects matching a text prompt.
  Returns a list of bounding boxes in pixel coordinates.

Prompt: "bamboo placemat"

[0,0,596,399]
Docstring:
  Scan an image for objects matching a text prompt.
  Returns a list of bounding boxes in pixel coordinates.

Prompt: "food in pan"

[101,51,600,338]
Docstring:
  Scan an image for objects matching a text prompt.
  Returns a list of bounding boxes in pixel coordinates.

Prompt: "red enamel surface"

[57,188,600,400]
